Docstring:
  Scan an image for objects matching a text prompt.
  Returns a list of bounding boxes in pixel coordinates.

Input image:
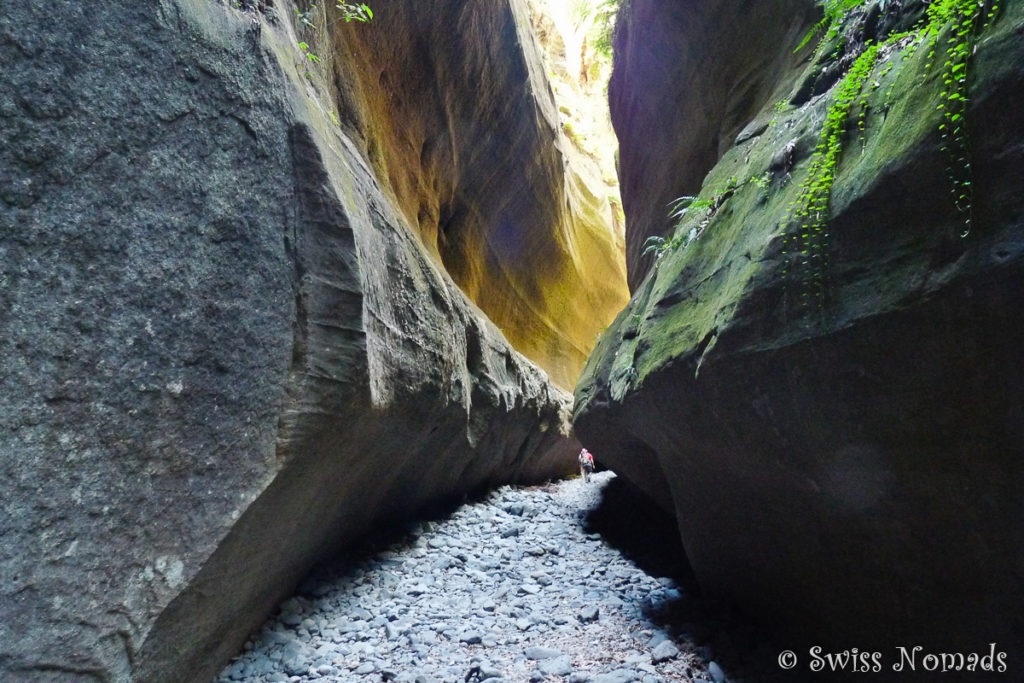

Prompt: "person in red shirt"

[578,448,595,482]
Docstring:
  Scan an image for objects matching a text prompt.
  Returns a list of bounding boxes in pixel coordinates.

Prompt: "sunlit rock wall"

[325,0,629,390]
[577,0,1024,656]
[0,0,603,679]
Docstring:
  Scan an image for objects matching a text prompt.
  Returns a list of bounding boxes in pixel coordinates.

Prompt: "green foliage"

[668,194,714,221]
[778,0,1002,310]
[336,1,372,23]
[294,6,317,27]
[749,171,771,199]
[293,3,372,77]
[297,42,320,63]
[783,42,880,307]
[588,0,621,59]
[647,0,1002,289]
[642,226,701,259]
[795,0,868,53]
[649,177,747,258]
[643,196,701,258]
[924,0,1001,235]
[806,0,997,233]
[880,35,920,114]
[296,2,373,26]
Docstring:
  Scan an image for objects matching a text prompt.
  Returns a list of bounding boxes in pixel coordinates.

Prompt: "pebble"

[216,472,712,682]
[539,655,574,676]
[652,640,680,663]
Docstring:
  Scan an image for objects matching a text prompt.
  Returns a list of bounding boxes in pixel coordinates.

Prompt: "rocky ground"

[215,472,735,682]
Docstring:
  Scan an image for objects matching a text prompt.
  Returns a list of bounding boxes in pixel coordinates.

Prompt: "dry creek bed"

[217,472,725,683]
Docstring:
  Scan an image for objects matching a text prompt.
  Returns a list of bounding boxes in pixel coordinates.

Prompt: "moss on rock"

[576,0,1024,654]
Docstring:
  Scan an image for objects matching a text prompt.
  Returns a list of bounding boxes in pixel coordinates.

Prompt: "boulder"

[577,0,1024,655]
[0,0,618,679]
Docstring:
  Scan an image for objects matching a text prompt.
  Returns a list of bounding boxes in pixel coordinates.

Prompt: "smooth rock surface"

[0,0,620,679]
[578,0,1024,657]
[327,0,629,388]
[608,0,816,289]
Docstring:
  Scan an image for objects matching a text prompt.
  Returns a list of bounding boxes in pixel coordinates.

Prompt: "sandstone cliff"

[0,0,622,679]
[577,0,1024,655]
[609,1,815,291]
[324,0,628,390]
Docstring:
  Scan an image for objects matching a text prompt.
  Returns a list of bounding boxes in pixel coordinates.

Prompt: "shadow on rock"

[584,474,801,682]
[582,474,698,590]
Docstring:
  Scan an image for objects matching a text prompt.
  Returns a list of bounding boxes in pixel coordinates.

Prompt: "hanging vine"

[779,0,1002,310]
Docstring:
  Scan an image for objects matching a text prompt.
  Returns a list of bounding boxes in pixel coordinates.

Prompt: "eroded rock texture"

[577,0,1024,655]
[0,0,611,679]
[326,0,628,390]
[609,0,814,290]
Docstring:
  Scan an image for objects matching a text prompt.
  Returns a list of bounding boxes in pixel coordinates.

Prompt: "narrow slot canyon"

[2,0,1023,682]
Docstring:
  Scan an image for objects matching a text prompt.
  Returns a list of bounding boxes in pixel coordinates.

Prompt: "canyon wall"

[608,0,815,291]
[0,0,624,679]
[324,0,628,390]
[577,0,1024,655]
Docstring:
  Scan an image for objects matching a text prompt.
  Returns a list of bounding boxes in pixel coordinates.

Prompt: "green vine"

[925,0,1001,235]
[881,34,920,114]
[796,0,869,54]
[780,0,1002,309]
[782,42,880,308]
[652,1,1002,290]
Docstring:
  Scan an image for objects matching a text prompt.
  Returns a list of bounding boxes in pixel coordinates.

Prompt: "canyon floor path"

[216,472,731,683]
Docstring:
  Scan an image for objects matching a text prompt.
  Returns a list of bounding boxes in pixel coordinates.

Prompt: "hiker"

[578,448,595,482]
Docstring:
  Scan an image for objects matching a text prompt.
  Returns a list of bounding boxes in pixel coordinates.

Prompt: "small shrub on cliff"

[336,2,372,23]
[651,178,745,258]
[290,2,372,77]
[295,1,372,27]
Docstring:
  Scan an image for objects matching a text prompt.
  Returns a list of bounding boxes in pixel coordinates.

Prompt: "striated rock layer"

[326,0,628,390]
[0,0,619,679]
[577,0,1024,656]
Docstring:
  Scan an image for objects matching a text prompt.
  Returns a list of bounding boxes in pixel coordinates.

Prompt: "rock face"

[326,0,629,389]
[526,0,623,199]
[609,0,815,291]
[577,0,1024,655]
[0,0,620,679]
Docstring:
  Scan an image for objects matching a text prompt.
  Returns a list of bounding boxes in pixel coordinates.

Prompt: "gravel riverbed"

[216,472,722,683]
